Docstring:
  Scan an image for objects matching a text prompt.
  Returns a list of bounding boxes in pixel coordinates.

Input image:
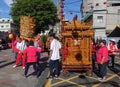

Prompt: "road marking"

[51,75,79,86]
[59,77,86,87]
[44,57,120,87]
[44,72,51,87]
[51,74,85,87]
[44,80,51,87]
[92,74,118,87]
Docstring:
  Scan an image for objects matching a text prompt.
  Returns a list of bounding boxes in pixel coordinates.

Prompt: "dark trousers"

[98,62,108,78]
[109,55,115,67]
[24,62,38,76]
[92,53,96,70]
[37,52,41,66]
[49,60,59,77]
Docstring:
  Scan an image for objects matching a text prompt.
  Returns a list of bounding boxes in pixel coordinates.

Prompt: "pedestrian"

[96,40,108,81]
[34,35,43,66]
[23,40,41,78]
[91,39,97,70]
[0,38,2,51]
[45,36,52,56]
[107,39,118,68]
[47,34,62,80]
[12,36,18,60]
[13,37,27,69]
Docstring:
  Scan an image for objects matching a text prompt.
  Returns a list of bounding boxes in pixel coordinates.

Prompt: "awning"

[107,26,120,37]
[81,14,93,23]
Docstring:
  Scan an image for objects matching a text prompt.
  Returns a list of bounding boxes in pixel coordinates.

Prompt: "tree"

[10,0,58,33]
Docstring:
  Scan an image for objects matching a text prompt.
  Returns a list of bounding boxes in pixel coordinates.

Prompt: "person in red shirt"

[23,40,41,78]
[91,39,96,70]
[96,40,108,81]
[34,35,43,66]
[107,39,118,68]
[12,37,19,60]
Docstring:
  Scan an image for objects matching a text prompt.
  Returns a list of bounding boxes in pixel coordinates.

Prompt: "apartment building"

[81,0,120,40]
[0,18,18,32]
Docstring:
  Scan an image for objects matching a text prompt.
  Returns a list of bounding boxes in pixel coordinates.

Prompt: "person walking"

[107,39,118,68]
[34,35,43,66]
[13,37,27,69]
[47,34,62,80]
[91,39,96,70]
[23,40,41,78]
[96,40,108,81]
[12,37,18,60]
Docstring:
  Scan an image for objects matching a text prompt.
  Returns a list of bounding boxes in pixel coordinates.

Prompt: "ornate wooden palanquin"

[61,15,94,75]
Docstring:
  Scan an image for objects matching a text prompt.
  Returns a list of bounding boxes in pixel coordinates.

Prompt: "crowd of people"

[91,39,120,81]
[11,33,120,81]
[12,34,62,79]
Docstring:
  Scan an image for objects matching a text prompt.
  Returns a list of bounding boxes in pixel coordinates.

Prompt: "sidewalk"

[0,49,49,87]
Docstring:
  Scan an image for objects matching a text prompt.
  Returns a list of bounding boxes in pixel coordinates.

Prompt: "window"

[1,25,4,28]
[112,3,120,6]
[6,25,9,27]
[2,20,5,22]
[97,16,103,23]
[118,9,120,14]
[96,3,99,6]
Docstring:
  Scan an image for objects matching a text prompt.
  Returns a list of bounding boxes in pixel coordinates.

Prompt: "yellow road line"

[51,75,79,86]
[44,72,51,87]
[45,69,120,87]
[59,77,85,87]
[92,74,118,87]
[44,80,51,87]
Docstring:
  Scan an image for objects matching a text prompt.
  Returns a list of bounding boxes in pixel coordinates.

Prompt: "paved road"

[0,49,49,87]
[0,49,120,87]
[45,56,120,87]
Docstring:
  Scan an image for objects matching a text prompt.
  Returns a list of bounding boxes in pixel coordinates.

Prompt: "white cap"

[110,39,115,42]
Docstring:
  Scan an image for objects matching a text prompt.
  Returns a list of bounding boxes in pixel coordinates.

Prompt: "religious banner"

[20,16,36,40]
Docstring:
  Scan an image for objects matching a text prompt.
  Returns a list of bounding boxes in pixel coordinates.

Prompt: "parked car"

[0,38,8,50]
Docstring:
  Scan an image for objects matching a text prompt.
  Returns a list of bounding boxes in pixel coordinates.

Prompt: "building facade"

[0,18,18,32]
[81,0,120,40]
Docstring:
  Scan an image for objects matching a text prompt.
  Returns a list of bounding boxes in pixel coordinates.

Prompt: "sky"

[0,0,82,21]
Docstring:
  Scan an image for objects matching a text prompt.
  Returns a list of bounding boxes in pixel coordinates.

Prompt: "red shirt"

[107,44,117,55]
[13,40,18,52]
[96,46,108,64]
[24,46,41,63]
[37,40,43,48]
[91,43,96,54]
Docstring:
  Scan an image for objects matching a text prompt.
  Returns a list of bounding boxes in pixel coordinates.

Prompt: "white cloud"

[0,9,3,13]
[0,8,9,14]
[4,0,13,7]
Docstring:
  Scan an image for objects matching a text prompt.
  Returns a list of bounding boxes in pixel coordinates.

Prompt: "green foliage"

[10,0,58,33]
[41,35,48,48]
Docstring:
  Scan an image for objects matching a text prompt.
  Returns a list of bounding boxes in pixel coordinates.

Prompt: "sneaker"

[98,77,106,82]
[22,67,25,69]
[54,75,58,79]
[97,77,102,80]
[13,65,17,68]
[47,76,53,80]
